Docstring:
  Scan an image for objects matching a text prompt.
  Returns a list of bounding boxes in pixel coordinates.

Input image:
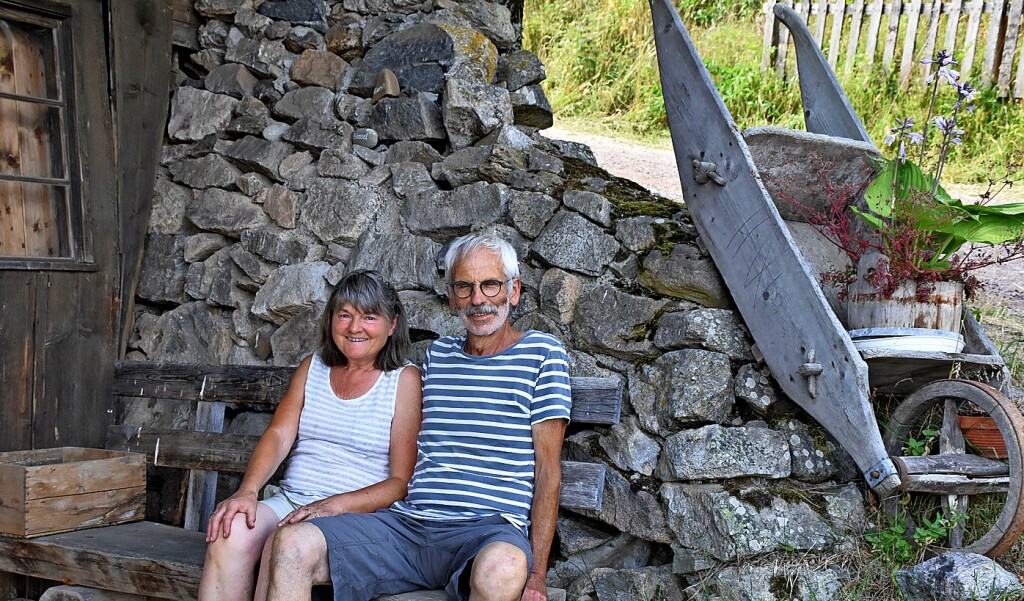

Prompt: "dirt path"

[545,125,1024,319]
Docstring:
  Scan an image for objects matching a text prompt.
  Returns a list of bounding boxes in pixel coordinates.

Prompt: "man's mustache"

[462,304,499,316]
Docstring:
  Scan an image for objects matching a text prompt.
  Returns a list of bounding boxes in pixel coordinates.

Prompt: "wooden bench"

[0,360,622,601]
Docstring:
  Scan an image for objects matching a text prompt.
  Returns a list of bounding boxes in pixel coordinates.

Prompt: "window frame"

[0,0,92,272]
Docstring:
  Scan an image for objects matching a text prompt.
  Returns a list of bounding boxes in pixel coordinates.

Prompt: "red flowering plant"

[804,50,1024,301]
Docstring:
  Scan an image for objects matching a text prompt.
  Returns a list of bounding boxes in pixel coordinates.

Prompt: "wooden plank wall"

[1,0,171,456]
[762,0,1024,97]
[29,0,119,452]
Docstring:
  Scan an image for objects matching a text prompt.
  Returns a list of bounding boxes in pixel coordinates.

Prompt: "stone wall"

[133,1,867,598]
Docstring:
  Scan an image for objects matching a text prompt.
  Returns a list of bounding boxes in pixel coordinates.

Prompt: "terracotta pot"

[958,415,1008,459]
[846,280,964,334]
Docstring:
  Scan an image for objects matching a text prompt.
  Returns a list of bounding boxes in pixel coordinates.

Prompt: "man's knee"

[268,522,327,575]
[470,542,528,600]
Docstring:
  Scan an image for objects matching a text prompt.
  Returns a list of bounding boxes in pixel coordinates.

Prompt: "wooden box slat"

[0,447,146,538]
[24,487,146,537]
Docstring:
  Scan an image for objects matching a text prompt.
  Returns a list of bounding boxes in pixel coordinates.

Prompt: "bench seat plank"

[0,521,205,601]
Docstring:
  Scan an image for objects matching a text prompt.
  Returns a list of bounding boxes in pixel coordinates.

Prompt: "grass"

[523,0,1024,183]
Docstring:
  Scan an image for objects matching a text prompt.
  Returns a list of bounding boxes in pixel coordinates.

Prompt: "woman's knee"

[206,513,264,561]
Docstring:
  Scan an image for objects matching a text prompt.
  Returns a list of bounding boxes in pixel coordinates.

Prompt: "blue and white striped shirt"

[392,330,572,530]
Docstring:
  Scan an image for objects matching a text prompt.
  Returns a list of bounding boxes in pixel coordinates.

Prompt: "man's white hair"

[443,231,520,285]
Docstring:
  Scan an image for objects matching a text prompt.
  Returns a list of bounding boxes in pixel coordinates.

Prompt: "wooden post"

[182,396,226,532]
[943,0,964,56]
[777,0,796,76]
[794,0,812,81]
[864,0,885,67]
[815,0,830,43]
[899,0,924,86]
[846,0,866,70]
[883,0,905,70]
[940,398,968,548]
[960,0,985,78]
[762,0,781,73]
[828,0,845,68]
[997,0,1023,96]
[920,0,945,78]
[981,0,1007,87]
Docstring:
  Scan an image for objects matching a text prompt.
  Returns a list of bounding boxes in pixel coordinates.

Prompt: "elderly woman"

[198,270,422,601]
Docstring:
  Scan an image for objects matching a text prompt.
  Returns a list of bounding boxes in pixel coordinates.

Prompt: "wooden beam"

[899,453,1009,476]
[112,362,622,424]
[104,426,609,512]
[904,474,1010,494]
[110,0,174,357]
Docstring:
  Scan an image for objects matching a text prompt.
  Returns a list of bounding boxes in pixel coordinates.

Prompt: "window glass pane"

[0,13,70,261]
[1,18,59,99]
[0,182,67,257]
[0,101,64,179]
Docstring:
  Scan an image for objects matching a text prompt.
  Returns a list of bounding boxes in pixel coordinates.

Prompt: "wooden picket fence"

[761,0,1024,98]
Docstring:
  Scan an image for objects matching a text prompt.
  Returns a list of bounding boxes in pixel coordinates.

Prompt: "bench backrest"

[107,361,622,530]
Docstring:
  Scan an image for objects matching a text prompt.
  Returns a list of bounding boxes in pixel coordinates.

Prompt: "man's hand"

[520,572,547,601]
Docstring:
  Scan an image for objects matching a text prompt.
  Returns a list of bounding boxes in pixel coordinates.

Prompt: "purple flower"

[922,49,955,66]
[958,82,977,101]
[927,65,960,85]
[907,132,924,145]
[934,116,965,144]
[924,50,960,85]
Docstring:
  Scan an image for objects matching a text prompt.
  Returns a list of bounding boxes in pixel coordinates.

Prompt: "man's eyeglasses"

[449,279,512,299]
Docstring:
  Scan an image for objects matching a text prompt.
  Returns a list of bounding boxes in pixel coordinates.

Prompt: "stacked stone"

[134,1,866,599]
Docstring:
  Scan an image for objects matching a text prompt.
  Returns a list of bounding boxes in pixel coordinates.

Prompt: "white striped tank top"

[279,353,407,501]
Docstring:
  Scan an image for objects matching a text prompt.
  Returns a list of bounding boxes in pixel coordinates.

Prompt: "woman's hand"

[206,490,259,542]
[278,498,339,527]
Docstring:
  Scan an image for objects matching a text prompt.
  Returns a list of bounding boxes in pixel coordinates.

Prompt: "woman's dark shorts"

[312,509,533,601]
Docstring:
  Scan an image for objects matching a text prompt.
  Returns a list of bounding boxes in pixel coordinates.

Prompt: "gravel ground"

[545,125,1024,319]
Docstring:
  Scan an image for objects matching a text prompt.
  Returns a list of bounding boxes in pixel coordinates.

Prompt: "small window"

[0,6,79,263]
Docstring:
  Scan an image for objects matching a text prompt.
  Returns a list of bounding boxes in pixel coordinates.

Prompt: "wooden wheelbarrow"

[649,0,1024,557]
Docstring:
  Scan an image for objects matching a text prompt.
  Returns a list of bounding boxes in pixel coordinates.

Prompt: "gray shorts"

[311,509,532,601]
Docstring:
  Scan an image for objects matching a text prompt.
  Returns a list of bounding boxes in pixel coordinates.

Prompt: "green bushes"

[523,0,1024,182]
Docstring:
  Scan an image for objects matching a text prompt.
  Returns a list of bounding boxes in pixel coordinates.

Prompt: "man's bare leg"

[262,522,332,601]
[468,542,529,601]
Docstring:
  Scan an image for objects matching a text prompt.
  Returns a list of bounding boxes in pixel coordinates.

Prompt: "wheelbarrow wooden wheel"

[882,379,1024,557]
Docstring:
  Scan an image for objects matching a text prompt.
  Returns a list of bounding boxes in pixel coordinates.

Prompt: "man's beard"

[459,299,511,337]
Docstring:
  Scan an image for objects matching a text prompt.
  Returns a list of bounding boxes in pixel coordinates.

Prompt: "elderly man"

[264,230,572,601]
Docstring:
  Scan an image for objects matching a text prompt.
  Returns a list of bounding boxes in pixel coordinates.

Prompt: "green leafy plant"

[904,427,939,456]
[864,512,916,565]
[912,511,967,547]
[815,50,1024,298]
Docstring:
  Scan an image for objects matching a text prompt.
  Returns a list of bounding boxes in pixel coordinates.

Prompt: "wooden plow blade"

[649,0,900,496]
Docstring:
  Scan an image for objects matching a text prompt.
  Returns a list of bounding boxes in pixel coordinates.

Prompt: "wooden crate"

[0,447,146,538]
